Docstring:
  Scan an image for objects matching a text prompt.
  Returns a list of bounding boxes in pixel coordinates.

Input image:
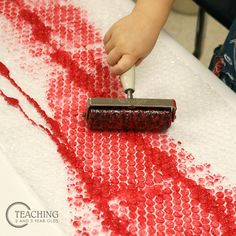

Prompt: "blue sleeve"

[209,17,236,92]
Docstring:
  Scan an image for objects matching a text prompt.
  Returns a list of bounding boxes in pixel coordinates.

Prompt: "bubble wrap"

[0,0,236,235]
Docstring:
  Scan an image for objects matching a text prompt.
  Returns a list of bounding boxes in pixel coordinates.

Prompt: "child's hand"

[104,11,160,75]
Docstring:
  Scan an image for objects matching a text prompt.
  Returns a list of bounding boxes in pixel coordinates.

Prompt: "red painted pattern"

[0,1,236,235]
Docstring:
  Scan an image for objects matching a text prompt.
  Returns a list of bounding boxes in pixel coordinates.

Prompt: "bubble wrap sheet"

[0,0,236,235]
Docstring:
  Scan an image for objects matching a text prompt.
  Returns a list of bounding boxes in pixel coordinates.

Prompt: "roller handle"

[120,66,135,94]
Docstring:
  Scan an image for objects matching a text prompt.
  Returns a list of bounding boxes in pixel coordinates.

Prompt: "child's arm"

[104,0,174,75]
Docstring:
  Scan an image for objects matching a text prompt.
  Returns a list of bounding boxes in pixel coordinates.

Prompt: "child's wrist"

[130,8,162,34]
[132,0,173,28]
[132,5,160,23]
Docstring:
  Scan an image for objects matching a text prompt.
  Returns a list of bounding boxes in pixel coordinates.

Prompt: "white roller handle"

[120,66,135,93]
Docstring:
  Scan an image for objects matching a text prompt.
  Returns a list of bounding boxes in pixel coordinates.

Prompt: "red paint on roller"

[0,1,236,235]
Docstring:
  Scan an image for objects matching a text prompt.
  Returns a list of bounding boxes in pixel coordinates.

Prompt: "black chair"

[193,0,236,58]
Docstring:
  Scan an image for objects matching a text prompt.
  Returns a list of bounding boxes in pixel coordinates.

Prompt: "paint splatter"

[0,1,236,235]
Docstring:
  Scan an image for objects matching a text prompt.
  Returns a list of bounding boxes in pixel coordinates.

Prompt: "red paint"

[0,91,19,106]
[87,108,173,131]
[7,0,95,93]
[19,9,51,43]
[0,1,236,235]
[0,62,131,235]
[0,65,59,134]
[0,62,10,78]
[50,50,89,87]
[0,89,36,126]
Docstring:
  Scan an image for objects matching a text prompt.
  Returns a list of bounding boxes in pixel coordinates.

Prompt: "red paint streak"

[0,91,19,106]
[0,61,10,78]
[19,9,51,43]
[0,63,58,132]
[5,1,94,92]
[1,1,236,235]
[27,6,91,88]
[50,50,90,88]
[0,89,37,126]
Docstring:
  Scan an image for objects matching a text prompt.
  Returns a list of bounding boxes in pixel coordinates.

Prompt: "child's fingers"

[107,48,122,66]
[135,58,144,66]
[104,40,114,53]
[110,54,137,75]
[103,29,112,44]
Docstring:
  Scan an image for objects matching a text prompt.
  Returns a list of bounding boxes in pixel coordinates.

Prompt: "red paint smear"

[0,62,60,134]
[50,50,91,88]
[19,9,51,43]
[0,87,36,126]
[6,1,95,93]
[0,62,10,78]
[0,92,19,106]
[19,6,91,84]
[0,1,236,235]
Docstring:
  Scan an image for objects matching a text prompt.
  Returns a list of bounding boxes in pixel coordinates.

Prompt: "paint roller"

[85,66,176,131]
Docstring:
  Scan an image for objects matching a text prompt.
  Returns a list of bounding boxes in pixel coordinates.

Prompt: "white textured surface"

[0,148,65,236]
[0,0,236,235]
[0,89,72,235]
